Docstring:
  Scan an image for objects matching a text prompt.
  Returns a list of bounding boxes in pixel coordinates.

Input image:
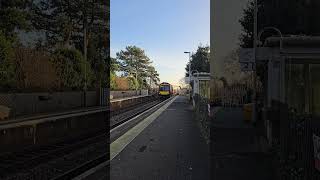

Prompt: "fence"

[193,94,211,143]
[268,103,320,180]
[214,84,263,107]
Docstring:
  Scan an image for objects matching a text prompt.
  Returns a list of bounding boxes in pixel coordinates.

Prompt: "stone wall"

[110,90,148,99]
[0,91,99,118]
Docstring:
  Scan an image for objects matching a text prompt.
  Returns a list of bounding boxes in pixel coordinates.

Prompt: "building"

[238,36,320,179]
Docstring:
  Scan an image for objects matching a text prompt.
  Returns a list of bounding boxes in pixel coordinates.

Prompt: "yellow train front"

[158,82,173,99]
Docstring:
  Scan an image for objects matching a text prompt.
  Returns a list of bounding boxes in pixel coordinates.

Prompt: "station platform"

[210,107,275,179]
[110,96,210,180]
[110,95,150,103]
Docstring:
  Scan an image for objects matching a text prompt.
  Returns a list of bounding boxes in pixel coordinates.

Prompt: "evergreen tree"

[0,0,32,38]
[239,0,320,48]
[185,45,210,77]
[32,0,107,56]
[116,46,159,89]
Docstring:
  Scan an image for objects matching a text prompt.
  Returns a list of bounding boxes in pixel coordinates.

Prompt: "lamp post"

[191,70,199,77]
[258,27,283,51]
[257,27,283,107]
[184,51,191,83]
[184,51,191,100]
[191,70,199,96]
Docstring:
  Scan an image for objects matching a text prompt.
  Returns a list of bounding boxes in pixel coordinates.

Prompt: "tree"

[0,31,16,90]
[238,0,320,90]
[223,49,251,85]
[115,46,160,90]
[110,57,119,73]
[32,0,108,89]
[32,0,107,56]
[0,1,34,91]
[239,0,320,48]
[51,48,94,90]
[0,0,32,39]
[109,57,119,90]
[116,46,153,89]
[145,65,160,87]
[110,72,117,90]
[185,45,210,77]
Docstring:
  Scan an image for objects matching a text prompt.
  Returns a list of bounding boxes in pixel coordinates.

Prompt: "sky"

[110,0,210,86]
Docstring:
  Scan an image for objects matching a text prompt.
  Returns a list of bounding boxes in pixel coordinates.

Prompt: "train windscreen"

[159,85,170,91]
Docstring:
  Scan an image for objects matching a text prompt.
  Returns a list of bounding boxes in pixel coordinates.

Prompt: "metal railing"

[268,104,320,180]
[215,85,262,107]
[193,94,210,143]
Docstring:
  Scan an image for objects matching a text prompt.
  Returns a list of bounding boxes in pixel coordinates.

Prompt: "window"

[159,85,170,91]
[285,61,320,116]
[285,63,306,114]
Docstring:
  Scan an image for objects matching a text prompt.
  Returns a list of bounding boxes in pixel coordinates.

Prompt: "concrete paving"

[110,96,210,180]
[210,107,275,180]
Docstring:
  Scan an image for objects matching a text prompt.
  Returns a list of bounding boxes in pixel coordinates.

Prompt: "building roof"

[193,72,210,77]
[264,36,320,47]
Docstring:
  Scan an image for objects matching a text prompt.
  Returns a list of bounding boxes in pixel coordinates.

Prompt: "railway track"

[110,98,163,129]
[0,130,106,180]
[0,96,170,180]
[56,97,173,180]
[55,97,171,180]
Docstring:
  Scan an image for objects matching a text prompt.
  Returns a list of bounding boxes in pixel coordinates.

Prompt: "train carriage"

[158,82,173,98]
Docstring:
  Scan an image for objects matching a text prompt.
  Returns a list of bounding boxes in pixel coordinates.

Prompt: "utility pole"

[253,0,258,123]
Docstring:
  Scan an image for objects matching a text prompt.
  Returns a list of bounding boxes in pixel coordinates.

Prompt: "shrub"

[110,72,117,90]
[51,48,94,90]
[0,31,16,90]
[128,77,139,90]
[14,47,60,91]
[115,77,129,90]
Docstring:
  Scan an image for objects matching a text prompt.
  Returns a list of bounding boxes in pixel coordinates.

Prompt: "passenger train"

[158,82,173,98]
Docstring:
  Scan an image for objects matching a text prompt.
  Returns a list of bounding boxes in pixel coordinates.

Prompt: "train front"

[158,82,172,98]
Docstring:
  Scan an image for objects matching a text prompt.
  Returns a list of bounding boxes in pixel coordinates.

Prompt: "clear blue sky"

[111,0,209,85]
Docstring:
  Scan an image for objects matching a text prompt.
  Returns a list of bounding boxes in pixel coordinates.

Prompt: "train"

[158,82,173,98]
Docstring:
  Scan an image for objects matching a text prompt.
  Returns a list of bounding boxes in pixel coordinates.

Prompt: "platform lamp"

[184,51,191,100]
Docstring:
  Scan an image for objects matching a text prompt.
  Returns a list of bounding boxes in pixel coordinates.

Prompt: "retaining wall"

[110,95,155,111]
[0,110,107,153]
[0,91,99,119]
[110,90,148,99]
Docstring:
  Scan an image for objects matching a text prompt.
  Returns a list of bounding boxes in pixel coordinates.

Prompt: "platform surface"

[210,107,275,180]
[110,96,210,180]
